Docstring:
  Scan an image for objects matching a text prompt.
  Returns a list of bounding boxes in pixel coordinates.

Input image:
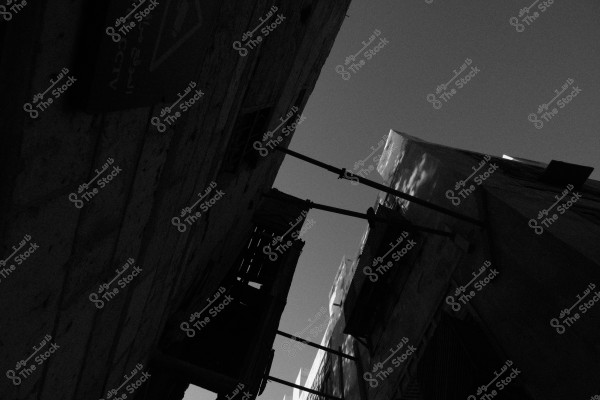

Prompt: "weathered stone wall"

[306,133,600,400]
[0,1,352,399]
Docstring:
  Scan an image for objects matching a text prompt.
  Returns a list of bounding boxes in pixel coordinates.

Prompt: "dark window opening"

[300,5,313,24]
[221,106,273,174]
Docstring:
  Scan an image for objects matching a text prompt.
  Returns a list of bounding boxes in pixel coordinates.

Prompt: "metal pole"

[277,330,357,361]
[263,192,454,238]
[274,146,484,226]
[308,200,453,237]
[266,375,343,400]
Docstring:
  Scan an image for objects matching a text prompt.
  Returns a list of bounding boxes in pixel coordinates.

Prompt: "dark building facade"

[294,130,600,400]
[0,1,351,400]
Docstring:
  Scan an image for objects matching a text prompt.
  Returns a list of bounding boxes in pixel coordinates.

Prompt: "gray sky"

[187,0,600,398]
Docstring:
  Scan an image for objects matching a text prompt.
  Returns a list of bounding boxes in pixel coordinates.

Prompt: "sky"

[185,0,600,399]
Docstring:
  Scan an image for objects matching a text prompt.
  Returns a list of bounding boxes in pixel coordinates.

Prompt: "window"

[221,106,273,173]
